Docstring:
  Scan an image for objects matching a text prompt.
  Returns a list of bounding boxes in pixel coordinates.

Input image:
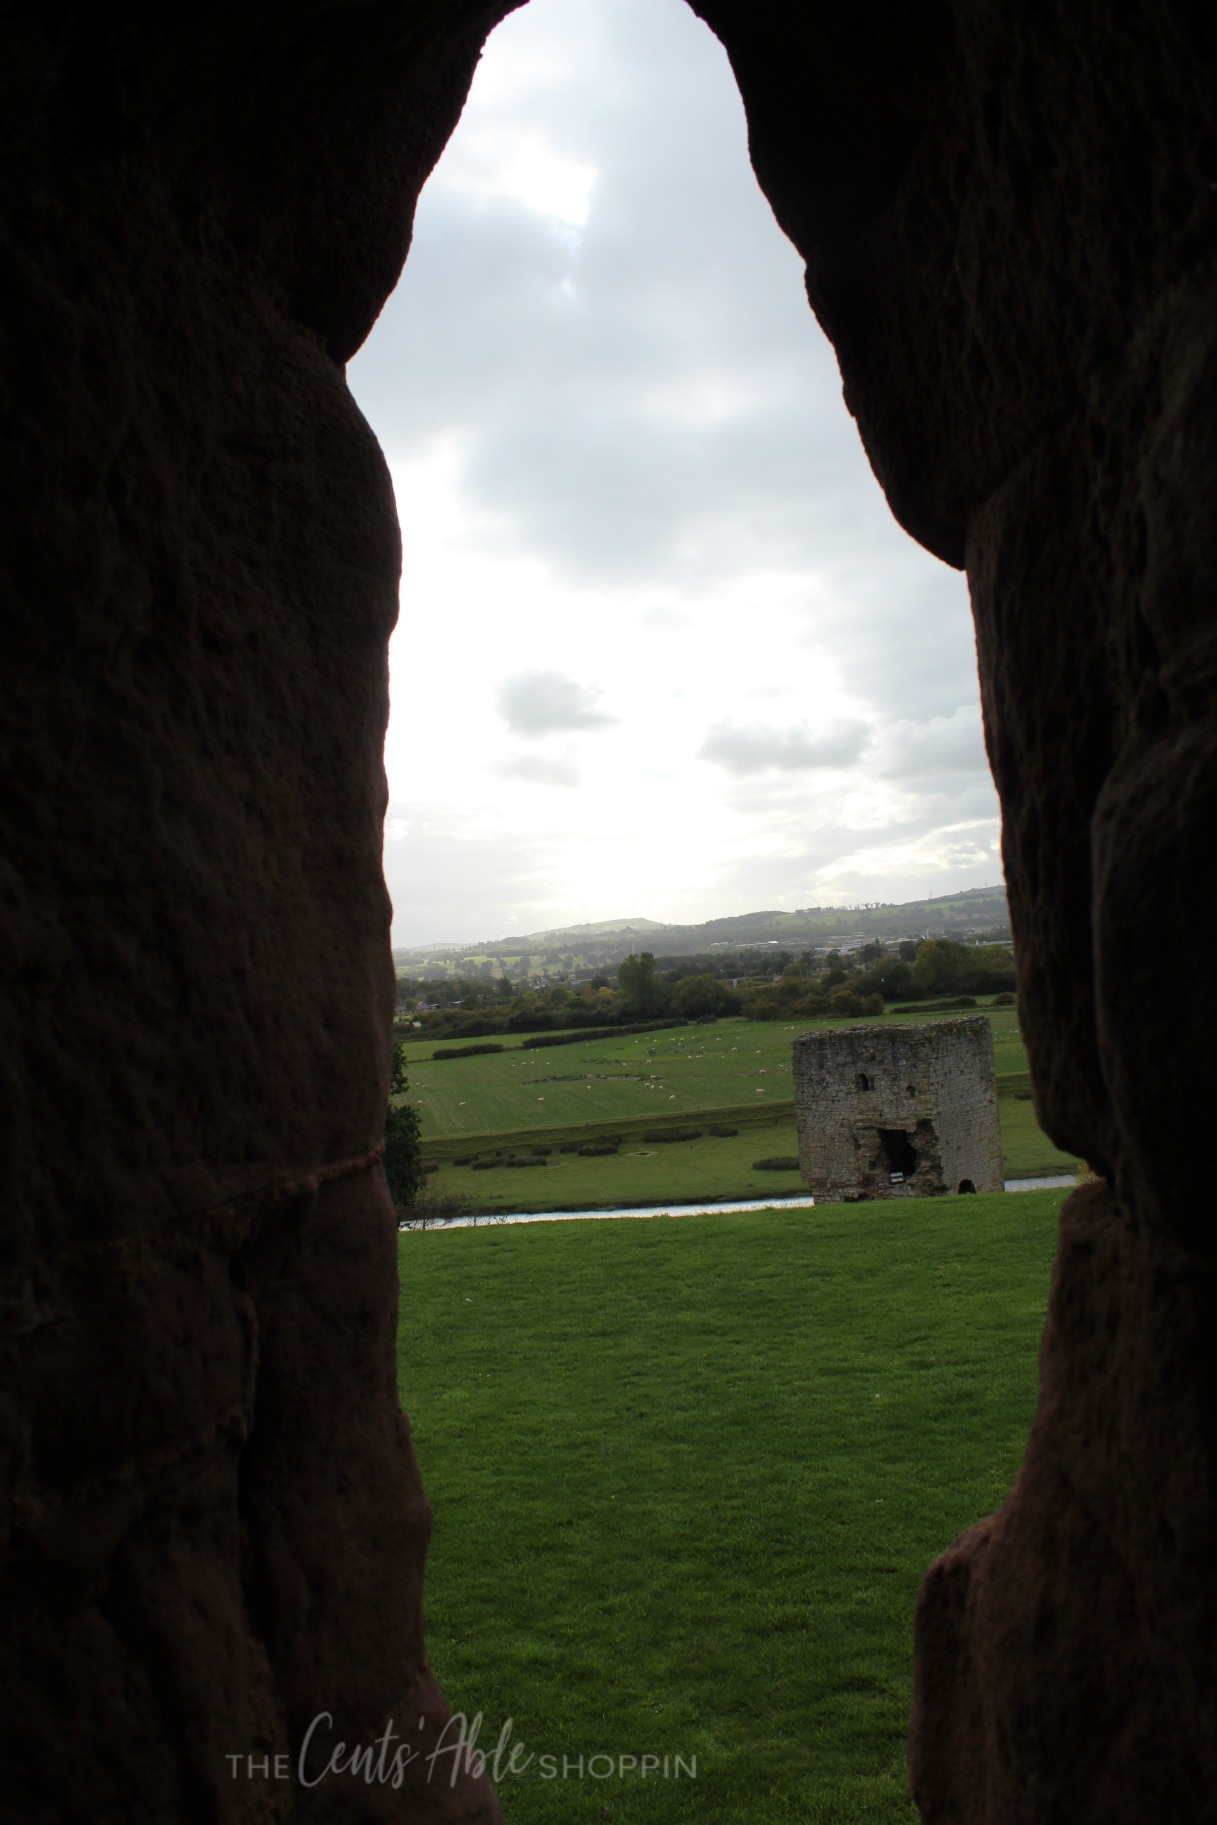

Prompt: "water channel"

[399,1175,1078,1232]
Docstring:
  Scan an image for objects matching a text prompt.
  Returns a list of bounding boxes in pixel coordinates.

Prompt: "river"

[398,1174,1078,1232]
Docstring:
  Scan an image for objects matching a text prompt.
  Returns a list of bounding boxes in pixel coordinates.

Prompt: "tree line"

[395,937,1016,1042]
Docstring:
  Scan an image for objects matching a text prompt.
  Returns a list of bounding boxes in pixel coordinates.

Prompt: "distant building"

[792,1017,1003,1200]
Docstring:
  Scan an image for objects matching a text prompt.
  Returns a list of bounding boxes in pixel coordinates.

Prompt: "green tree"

[739,985,785,1020]
[968,944,1017,993]
[851,957,916,1002]
[911,938,971,997]
[671,973,740,1018]
[617,951,670,1018]
[821,950,849,989]
[384,1041,425,1210]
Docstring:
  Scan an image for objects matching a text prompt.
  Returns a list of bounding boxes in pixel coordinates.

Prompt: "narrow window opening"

[341,0,1015,1809]
[349,0,986,953]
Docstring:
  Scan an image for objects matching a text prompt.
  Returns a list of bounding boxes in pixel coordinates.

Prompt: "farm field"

[397,1187,1065,1823]
[996,1089,1076,1179]
[399,1019,809,1139]
[426,1117,807,1215]
[395,1007,1078,1211]
[397,1007,1029,1137]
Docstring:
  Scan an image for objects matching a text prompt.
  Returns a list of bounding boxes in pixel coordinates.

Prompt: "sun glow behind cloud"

[444,129,598,226]
[351,0,1002,944]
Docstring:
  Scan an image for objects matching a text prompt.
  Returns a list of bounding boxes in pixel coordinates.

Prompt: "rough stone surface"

[909,1184,1217,1822]
[793,1018,1002,1200]
[0,5,510,1820]
[691,4,1217,1814]
[3,0,1217,1820]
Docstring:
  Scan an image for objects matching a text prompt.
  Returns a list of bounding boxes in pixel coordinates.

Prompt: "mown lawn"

[397,1188,1065,1823]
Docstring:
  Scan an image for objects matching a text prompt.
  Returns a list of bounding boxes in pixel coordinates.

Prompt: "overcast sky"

[347,0,1002,948]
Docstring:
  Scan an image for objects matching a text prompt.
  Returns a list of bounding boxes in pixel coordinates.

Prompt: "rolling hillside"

[393,887,1010,978]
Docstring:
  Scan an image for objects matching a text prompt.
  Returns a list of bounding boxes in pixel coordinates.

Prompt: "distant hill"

[405,916,664,958]
[479,916,666,944]
[393,887,1010,978]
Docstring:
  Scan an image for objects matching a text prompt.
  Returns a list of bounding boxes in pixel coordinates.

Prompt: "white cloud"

[349,0,997,946]
[498,751,581,787]
[699,719,873,776]
[815,820,1004,897]
[878,708,989,779]
[481,135,597,225]
[496,670,616,736]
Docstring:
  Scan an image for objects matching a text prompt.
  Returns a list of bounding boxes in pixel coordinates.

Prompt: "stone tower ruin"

[792,1017,1003,1200]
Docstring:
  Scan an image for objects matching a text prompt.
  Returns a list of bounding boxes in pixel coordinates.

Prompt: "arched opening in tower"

[878,1125,919,1179]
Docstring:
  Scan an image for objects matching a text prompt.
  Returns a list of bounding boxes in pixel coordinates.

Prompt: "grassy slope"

[398,1188,1065,1823]
[997,1093,1075,1178]
[393,892,1009,971]
[402,1022,803,1139]
[431,1120,807,1215]
[399,1010,1078,1208]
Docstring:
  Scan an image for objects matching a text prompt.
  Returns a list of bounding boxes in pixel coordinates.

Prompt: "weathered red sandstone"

[2,2,1214,1819]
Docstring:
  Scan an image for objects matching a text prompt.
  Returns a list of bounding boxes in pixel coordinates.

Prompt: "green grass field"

[400,1020,806,1138]
[398,1188,1065,1822]
[398,1008,1030,1136]
[397,1008,1077,1211]
[426,1118,807,1215]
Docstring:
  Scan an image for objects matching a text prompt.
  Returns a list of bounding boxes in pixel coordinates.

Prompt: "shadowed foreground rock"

[910,1183,1217,1820]
[2,1,1215,1819]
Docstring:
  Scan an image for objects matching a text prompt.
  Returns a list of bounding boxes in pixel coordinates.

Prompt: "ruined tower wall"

[924,1019,1004,1193]
[792,1018,1002,1200]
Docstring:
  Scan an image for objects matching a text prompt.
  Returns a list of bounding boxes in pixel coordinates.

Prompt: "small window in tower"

[856,1072,871,1091]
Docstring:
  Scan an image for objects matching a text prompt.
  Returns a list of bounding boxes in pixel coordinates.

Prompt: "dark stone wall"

[0,4,515,1819]
[2,1,1215,1819]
